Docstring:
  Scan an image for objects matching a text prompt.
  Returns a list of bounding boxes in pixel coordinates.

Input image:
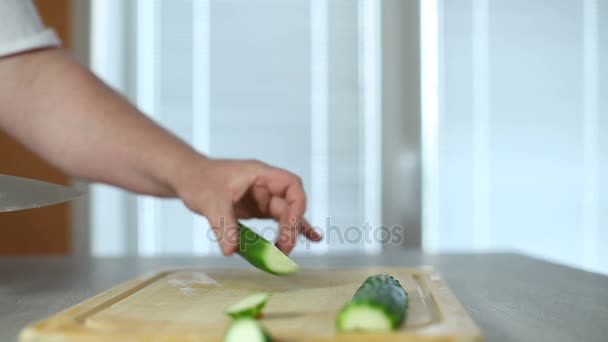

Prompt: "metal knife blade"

[0,174,83,212]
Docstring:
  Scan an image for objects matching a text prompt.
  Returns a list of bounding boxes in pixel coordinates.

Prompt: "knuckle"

[282,170,303,186]
[181,193,205,214]
[247,159,265,168]
[294,175,303,186]
[244,158,257,164]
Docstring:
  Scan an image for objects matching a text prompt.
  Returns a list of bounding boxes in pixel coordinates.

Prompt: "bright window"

[422,0,608,274]
[88,0,382,256]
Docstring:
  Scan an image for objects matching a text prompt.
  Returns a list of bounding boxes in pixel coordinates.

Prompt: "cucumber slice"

[237,223,300,275]
[337,304,393,332]
[336,274,408,332]
[225,292,270,318]
[224,318,271,342]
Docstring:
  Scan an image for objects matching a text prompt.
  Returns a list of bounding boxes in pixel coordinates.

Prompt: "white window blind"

[88,0,382,256]
[422,0,608,274]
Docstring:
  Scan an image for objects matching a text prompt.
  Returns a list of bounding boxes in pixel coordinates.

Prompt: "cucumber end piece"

[263,247,300,275]
[238,223,300,275]
[337,304,393,333]
[225,292,270,319]
[224,318,270,342]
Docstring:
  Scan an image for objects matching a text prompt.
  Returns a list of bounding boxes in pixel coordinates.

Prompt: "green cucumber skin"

[225,293,269,319]
[237,224,270,272]
[237,223,298,275]
[337,274,408,331]
[225,301,265,319]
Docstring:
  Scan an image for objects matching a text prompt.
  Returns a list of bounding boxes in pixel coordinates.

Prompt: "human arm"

[0,48,321,255]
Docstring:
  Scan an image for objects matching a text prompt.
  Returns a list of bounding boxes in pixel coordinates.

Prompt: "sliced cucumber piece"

[225,292,270,318]
[336,274,408,332]
[337,304,392,332]
[237,223,300,275]
[224,318,271,342]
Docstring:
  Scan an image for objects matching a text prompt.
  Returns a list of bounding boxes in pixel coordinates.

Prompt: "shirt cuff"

[0,28,61,58]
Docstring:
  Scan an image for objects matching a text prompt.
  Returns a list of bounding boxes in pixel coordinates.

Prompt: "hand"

[174,157,322,256]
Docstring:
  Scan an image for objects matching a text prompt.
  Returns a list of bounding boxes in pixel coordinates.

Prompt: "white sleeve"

[0,0,61,58]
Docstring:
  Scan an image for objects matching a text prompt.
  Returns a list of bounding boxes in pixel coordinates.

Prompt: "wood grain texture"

[0,0,72,255]
[19,267,482,342]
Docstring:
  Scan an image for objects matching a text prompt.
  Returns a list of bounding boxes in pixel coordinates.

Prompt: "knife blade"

[0,174,83,212]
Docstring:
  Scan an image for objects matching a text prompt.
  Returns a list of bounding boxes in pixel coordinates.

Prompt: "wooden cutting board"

[20,267,482,341]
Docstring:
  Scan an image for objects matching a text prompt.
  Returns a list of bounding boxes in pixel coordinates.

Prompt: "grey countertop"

[1,251,607,341]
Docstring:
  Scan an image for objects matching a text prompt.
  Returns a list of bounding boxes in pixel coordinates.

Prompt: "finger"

[268,198,320,241]
[270,197,323,253]
[276,217,323,254]
[299,218,323,241]
[267,197,297,254]
[251,184,272,216]
[284,180,307,224]
[260,169,307,224]
[206,202,239,256]
[276,217,298,255]
[234,185,272,219]
[268,196,289,222]
[281,181,308,254]
[258,168,304,204]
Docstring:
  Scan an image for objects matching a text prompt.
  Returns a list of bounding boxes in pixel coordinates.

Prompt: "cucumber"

[224,318,271,342]
[336,274,408,332]
[237,223,300,275]
[225,292,270,319]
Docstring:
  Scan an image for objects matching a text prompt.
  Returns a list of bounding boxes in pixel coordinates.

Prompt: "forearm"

[0,48,319,255]
[0,48,200,196]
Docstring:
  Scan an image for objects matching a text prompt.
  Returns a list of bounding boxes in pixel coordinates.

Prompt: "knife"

[0,174,83,212]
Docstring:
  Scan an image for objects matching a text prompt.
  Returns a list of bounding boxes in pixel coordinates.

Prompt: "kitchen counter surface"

[1,251,607,341]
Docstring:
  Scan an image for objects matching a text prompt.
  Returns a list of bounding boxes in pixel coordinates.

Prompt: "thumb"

[206,202,239,256]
